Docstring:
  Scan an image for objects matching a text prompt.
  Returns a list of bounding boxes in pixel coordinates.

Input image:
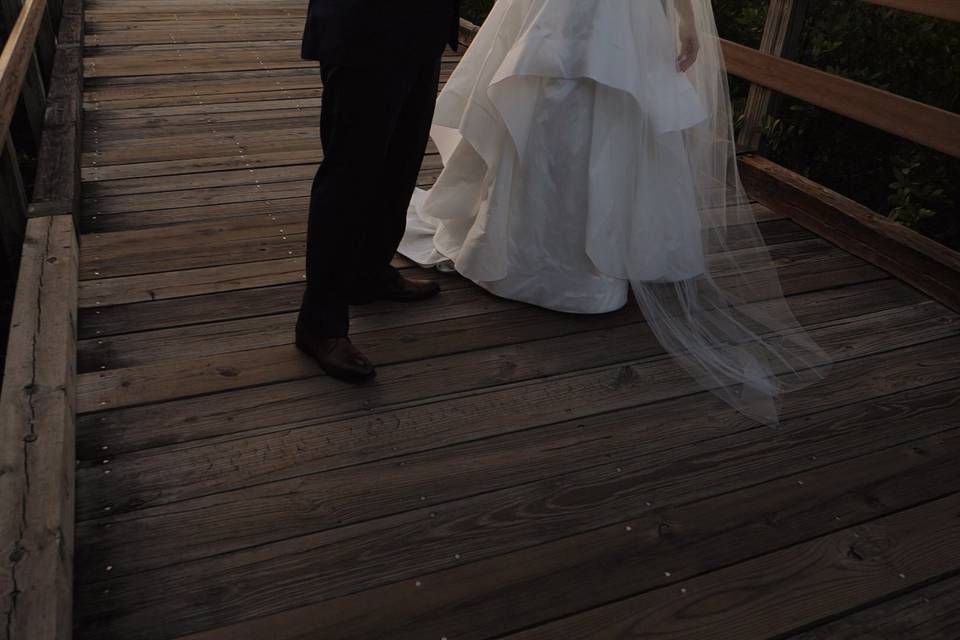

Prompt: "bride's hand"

[675,0,699,72]
[677,21,700,72]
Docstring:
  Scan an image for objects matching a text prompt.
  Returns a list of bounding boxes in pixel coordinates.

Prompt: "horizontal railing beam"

[0,0,48,150]
[863,0,960,22]
[721,38,960,158]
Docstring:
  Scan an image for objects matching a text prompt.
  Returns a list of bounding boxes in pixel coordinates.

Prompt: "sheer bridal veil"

[637,0,832,424]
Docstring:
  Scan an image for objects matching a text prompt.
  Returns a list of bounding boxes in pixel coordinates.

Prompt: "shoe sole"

[323,366,377,384]
[349,286,441,305]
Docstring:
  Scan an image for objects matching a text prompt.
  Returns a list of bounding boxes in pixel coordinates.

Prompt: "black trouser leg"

[299,53,442,337]
[364,55,442,284]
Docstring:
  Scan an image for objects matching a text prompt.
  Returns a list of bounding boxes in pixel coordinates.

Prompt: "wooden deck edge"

[0,214,79,640]
[0,0,83,637]
[738,153,960,313]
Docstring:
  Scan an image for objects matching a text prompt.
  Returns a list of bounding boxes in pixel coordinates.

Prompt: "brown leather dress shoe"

[296,329,376,383]
[374,273,441,302]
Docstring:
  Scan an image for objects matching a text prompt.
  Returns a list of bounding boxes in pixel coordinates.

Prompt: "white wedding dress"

[400,0,831,424]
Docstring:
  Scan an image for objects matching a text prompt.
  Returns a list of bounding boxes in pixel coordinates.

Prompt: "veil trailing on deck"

[632,0,832,423]
[404,0,832,425]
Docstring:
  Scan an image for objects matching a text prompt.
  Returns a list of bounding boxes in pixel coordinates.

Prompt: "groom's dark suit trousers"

[298,1,459,337]
[299,55,442,336]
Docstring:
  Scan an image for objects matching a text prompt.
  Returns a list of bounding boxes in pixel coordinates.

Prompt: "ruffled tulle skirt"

[400,0,710,313]
[401,0,832,425]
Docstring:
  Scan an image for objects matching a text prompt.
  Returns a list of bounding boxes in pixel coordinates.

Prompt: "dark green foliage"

[459,0,959,248]
[755,1,959,248]
[460,0,495,25]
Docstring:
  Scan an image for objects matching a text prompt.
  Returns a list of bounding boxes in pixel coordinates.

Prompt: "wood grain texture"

[73,326,960,583]
[32,0,84,231]
[69,2,960,639]
[864,0,960,22]
[786,573,960,639]
[501,492,960,639]
[0,0,48,150]
[76,372,960,639]
[0,215,78,640]
[174,416,960,640]
[721,38,960,157]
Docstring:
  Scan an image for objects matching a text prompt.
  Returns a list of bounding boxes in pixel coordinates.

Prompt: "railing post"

[30,0,82,234]
[34,0,58,80]
[736,0,809,152]
[47,0,61,27]
[0,137,27,268]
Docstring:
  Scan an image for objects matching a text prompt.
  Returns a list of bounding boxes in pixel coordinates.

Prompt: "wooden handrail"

[721,39,960,158]
[0,0,48,150]
[864,0,960,22]
[0,212,78,640]
[0,0,81,638]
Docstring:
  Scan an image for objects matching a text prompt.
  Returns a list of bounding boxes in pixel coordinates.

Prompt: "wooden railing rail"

[0,0,66,268]
[0,0,82,638]
[740,0,960,156]
[863,0,960,22]
[725,0,960,312]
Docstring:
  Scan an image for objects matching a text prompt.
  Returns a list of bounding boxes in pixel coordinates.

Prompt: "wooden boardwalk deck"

[73,1,960,638]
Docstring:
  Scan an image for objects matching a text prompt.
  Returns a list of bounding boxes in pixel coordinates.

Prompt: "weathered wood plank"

[80,272,497,341]
[77,203,794,280]
[73,241,887,414]
[501,492,960,639]
[786,573,960,639]
[73,300,956,538]
[83,179,313,216]
[82,251,851,373]
[0,214,78,640]
[74,376,960,639]
[69,298,957,577]
[864,0,960,22]
[76,279,506,372]
[722,38,960,157]
[172,414,960,640]
[69,4,960,639]
[82,196,310,233]
[32,0,84,231]
[71,252,887,460]
[0,0,49,151]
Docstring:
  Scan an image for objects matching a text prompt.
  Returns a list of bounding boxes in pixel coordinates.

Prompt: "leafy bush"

[458,0,959,249]
[759,0,959,248]
[460,0,495,25]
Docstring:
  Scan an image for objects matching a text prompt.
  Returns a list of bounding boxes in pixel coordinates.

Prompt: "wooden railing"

[723,0,960,313]
[1,0,58,264]
[0,0,83,638]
